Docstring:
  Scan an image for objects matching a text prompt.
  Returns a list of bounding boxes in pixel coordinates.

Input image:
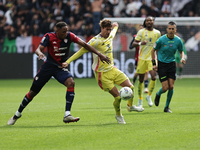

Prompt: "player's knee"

[169,86,174,90]
[30,84,42,95]
[65,78,75,87]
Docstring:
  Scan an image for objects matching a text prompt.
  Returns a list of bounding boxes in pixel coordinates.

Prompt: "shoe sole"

[63,118,80,123]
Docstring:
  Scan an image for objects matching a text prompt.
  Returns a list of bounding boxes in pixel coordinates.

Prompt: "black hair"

[143,16,155,27]
[56,22,67,28]
[168,21,176,26]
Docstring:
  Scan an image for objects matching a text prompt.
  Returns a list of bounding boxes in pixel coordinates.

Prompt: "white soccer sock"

[15,111,21,117]
[65,111,70,117]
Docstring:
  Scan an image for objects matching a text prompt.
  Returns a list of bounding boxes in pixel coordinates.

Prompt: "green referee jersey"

[154,34,183,63]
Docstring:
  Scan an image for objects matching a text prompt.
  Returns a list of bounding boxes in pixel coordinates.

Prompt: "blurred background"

[0,0,200,78]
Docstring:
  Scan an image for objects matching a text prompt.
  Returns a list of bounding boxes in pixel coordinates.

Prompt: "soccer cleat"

[115,114,126,124]
[146,95,153,107]
[137,99,143,107]
[127,105,144,112]
[7,115,21,125]
[154,93,160,106]
[164,107,172,113]
[144,88,149,93]
[63,115,80,123]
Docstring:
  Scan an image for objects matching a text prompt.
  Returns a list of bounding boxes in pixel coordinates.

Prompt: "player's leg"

[119,79,144,112]
[136,59,146,107]
[7,62,52,125]
[154,80,168,106]
[164,79,174,113]
[133,72,138,85]
[132,60,138,85]
[164,63,176,113]
[144,71,149,93]
[55,68,79,123]
[145,60,157,107]
[95,70,125,124]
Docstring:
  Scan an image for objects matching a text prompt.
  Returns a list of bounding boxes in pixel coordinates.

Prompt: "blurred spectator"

[137,0,150,17]
[4,4,16,25]
[149,1,160,17]
[92,0,103,35]
[7,25,17,40]
[126,0,138,17]
[112,0,125,17]
[71,1,83,24]
[18,24,29,37]
[83,4,93,24]
[53,8,64,22]
[30,23,40,36]
[16,0,29,24]
[63,0,71,24]
[83,23,93,42]
[161,0,171,17]
[40,17,54,35]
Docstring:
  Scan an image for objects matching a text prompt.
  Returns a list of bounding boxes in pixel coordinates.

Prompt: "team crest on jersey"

[169,44,173,47]
[64,39,68,43]
[41,37,46,43]
[54,46,59,51]
[149,38,152,42]
[53,41,57,44]
[164,45,167,47]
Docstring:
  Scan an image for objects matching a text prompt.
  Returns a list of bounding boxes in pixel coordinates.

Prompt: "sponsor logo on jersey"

[64,39,68,43]
[53,41,57,44]
[41,37,46,43]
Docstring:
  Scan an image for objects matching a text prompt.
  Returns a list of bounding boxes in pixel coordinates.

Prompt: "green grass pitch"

[0,78,200,150]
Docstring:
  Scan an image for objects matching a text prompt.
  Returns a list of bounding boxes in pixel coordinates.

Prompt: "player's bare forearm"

[151,48,156,60]
[35,45,46,60]
[132,40,147,47]
[180,51,186,64]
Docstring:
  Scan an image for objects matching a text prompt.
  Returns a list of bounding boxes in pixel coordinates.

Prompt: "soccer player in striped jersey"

[64,19,144,124]
[132,16,161,108]
[151,21,186,113]
[7,21,110,125]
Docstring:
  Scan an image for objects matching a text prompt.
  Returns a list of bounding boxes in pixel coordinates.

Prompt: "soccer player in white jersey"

[132,16,161,108]
[63,19,144,124]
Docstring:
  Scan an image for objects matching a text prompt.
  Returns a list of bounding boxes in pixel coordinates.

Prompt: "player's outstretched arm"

[77,39,110,64]
[35,45,46,60]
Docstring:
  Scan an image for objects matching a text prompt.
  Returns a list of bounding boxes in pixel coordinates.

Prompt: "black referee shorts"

[157,61,176,82]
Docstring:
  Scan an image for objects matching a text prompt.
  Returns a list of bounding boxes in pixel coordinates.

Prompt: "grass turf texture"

[0,78,200,150]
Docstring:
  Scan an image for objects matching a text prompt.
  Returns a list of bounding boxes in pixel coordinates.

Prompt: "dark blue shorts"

[33,61,73,88]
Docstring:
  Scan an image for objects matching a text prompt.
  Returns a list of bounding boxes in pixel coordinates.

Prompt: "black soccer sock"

[65,87,75,111]
[133,76,137,84]
[18,93,33,113]
[144,79,149,88]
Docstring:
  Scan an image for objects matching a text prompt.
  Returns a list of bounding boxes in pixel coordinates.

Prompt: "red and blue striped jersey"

[40,32,79,66]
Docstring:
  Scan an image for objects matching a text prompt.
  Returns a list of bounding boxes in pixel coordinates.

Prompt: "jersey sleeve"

[135,29,142,41]
[129,36,135,49]
[66,48,88,64]
[69,32,79,43]
[66,38,97,64]
[153,38,161,50]
[177,39,183,52]
[109,26,118,40]
[40,33,49,47]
